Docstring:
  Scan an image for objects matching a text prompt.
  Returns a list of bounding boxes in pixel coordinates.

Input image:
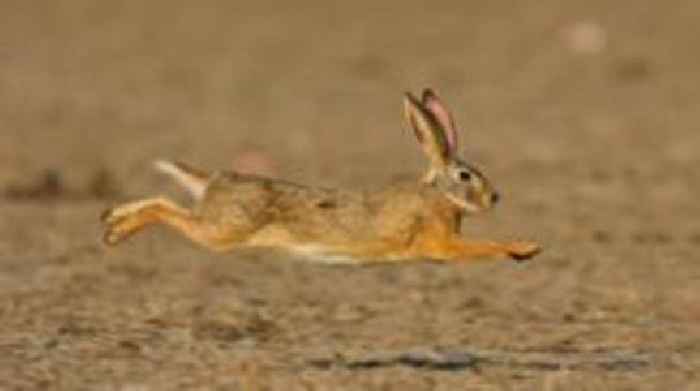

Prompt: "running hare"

[101,89,540,264]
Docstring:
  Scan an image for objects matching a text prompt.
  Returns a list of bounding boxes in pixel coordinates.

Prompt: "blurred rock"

[232,149,278,177]
[4,169,63,200]
[3,168,121,201]
[563,21,607,55]
[87,168,122,200]
[614,56,653,82]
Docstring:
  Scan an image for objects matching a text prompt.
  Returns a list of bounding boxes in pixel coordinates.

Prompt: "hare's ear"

[422,88,458,156]
[403,91,451,170]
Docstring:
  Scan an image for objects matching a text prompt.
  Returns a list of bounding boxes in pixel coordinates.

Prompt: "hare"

[101,89,540,264]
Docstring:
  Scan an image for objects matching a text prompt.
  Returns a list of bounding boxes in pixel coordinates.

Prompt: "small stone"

[563,21,607,55]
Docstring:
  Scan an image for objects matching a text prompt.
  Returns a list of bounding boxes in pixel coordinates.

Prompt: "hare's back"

[195,171,376,240]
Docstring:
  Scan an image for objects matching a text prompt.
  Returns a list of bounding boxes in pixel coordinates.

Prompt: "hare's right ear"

[421,88,458,156]
[403,91,451,175]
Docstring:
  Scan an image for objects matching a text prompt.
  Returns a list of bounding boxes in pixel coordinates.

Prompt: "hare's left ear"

[403,91,452,172]
[422,88,458,156]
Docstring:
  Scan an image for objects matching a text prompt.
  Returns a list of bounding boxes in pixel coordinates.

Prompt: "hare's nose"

[491,192,500,204]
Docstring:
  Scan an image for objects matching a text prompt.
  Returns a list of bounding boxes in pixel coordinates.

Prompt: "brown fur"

[101,89,541,264]
[102,173,539,263]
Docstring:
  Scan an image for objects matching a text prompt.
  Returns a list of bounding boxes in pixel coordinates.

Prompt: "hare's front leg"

[101,196,230,251]
[425,238,541,263]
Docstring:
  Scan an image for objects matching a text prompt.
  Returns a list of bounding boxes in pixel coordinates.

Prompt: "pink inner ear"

[423,89,458,155]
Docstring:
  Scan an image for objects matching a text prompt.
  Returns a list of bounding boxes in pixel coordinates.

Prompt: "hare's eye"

[459,171,472,181]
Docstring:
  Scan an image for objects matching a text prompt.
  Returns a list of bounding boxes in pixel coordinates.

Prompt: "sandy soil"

[1,1,700,389]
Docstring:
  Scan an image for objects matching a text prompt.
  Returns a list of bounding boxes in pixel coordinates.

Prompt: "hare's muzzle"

[475,189,499,211]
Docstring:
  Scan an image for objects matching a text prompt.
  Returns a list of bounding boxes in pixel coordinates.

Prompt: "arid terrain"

[1,1,700,389]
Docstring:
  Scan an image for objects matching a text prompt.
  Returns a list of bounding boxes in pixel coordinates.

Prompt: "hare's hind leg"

[101,196,228,251]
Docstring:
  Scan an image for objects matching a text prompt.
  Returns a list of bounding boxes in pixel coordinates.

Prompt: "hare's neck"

[452,210,464,233]
[427,201,463,236]
[428,190,464,234]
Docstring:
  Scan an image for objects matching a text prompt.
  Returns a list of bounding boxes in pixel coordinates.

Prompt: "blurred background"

[1,1,700,389]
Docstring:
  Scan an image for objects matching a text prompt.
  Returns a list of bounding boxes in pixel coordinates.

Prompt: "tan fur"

[101,89,541,264]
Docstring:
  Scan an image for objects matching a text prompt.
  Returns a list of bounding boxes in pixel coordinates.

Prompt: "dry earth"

[1,1,700,390]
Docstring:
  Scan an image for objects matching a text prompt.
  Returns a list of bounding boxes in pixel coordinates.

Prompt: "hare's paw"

[100,206,118,224]
[101,202,147,224]
[100,207,143,245]
[102,217,133,246]
[506,241,541,262]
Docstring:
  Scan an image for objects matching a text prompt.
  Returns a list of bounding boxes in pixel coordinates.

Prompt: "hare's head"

[404,88,499,213]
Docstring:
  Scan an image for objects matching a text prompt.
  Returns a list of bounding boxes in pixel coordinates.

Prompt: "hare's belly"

[243,222,379,264]
[243,226,346,263]
[245,220,368,248]
[243,221,419,264]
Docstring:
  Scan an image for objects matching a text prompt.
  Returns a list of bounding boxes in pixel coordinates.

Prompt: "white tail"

[153,160,209,200]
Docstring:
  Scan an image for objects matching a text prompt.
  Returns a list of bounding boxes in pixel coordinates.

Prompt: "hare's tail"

[154,160,210,200]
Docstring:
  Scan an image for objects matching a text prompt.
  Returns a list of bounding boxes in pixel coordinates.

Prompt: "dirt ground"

[1,1,700,389]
